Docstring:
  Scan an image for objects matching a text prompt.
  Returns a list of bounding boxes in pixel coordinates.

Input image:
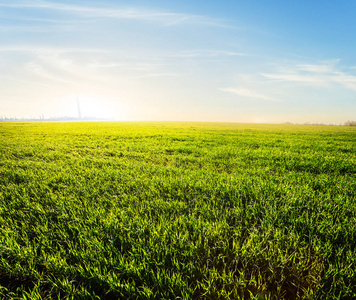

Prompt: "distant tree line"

[344,120,356,126]
[0,116,105,122]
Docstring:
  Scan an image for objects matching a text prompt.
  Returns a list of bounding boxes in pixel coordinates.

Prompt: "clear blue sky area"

[1,0,355,123]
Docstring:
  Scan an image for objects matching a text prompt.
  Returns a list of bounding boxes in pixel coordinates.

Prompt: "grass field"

[0,121,356,299]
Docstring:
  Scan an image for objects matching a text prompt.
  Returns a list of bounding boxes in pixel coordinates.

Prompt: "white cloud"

[167,50,244,58]
[296,59,340,73]
[262,59,356,91]
[0,46,111,54]
[0,74,53,88]
[262,72,326,84]
[5,45,181,88]
[296,64,334,73]
[219,87,281,102]
[130,73,181,79]
[25,61,77,84]
[0,1,222,27]
[332,74,356,90]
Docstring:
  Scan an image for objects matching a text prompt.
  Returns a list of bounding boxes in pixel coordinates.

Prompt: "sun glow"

[79,95,113,119]
[57,94,118,120]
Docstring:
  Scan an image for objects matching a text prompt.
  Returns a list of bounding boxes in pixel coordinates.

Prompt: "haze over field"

[1,0,356,123]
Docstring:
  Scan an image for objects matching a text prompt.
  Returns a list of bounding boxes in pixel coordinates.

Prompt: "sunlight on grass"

[0,122,355,299]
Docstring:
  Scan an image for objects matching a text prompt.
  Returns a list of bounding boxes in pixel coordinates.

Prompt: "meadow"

[0,121,356,299]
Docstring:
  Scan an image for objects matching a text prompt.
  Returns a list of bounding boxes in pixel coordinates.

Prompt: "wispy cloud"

[262,59,356,91]
[0,46,111,54]
[219,87,281,102]
[296,64,335,73]
[25,61,79,85]
[88,61,167,73]
[0,1,222,26]
[262,72,325,84]
[130,73,181,79]
[0,74,54,88]
[296,59,340,73]
[3,45,180,86]
[167,50,244,58]
[0,25,61,33]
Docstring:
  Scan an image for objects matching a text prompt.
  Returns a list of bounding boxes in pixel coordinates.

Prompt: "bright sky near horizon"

[1,0,356,123]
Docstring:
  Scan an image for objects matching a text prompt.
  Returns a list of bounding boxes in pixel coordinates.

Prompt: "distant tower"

[76,95,82,119]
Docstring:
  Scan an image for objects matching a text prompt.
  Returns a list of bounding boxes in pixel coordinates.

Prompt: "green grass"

[0,121,356,299]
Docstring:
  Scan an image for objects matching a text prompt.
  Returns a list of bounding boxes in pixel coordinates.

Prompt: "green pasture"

[0,122,356,299]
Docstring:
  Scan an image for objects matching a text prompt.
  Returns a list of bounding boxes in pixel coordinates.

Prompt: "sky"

[1,0,356,123]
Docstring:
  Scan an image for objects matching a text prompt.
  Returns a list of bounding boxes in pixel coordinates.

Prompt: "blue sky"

[1,0,356,123]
